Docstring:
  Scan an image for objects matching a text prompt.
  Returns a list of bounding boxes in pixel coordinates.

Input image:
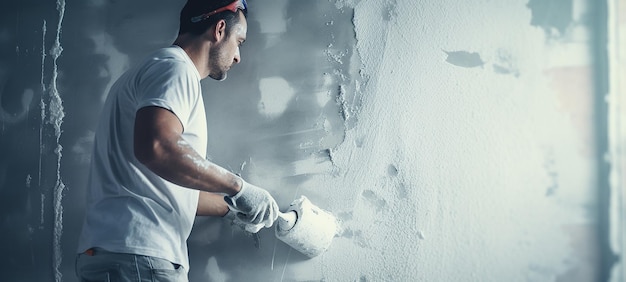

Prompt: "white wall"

[296,0,603,281]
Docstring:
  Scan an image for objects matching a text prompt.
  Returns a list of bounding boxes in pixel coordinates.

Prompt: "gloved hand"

[222,208,267,233]
[224,181,279,232]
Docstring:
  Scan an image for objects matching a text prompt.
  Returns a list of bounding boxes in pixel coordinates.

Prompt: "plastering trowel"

[275,196,338,258]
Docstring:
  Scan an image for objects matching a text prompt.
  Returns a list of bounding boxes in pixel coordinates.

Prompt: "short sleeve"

[135,59,200,130]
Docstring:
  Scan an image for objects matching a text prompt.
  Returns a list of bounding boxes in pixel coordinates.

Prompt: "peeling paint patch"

[443,50,485,68]
[527,0,573,38]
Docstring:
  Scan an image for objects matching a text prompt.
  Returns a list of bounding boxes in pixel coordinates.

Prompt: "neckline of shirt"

[170,44,202,81]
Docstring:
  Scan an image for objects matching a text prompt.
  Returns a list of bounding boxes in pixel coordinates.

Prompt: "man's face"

[208,14,248,81]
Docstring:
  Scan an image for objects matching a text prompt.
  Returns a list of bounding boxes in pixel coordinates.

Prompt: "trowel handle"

[277,211,297,231]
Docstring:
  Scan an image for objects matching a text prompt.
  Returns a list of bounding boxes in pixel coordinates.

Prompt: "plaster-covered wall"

[0,0,618,281]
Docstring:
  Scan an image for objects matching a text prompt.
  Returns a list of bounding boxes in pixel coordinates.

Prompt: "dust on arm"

[134,106,240,216]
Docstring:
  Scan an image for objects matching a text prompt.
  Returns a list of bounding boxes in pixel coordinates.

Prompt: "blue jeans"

[75,248,187,282]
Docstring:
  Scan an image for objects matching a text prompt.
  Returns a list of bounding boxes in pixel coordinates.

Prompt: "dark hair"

[178,0,247,36]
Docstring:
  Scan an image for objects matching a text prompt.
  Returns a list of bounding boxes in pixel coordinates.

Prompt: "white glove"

[224,181,279,231]
[223,208,266,233]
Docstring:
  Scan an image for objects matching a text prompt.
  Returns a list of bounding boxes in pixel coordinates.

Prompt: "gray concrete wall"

[0,0,618,281]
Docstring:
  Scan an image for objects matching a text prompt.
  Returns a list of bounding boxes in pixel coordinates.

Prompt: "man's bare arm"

[134,106,241,198]
[197,191,229,216]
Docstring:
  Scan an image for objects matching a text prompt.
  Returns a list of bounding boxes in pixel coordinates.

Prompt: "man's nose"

[233,48,241,64]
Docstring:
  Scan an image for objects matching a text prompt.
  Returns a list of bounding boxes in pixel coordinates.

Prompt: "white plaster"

[289,155,335,176]
[257,77,295,119]
[51,2,66,281]
[293,0,600,280]
[545,42,593,68]
[315,91,331,107]
[184,154,210,171]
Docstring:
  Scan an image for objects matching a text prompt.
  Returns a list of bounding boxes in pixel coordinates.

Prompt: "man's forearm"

[137,135,242,196]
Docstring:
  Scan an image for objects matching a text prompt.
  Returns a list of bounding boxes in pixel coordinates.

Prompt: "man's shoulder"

[147,47,188,66]
[139,48,194,76]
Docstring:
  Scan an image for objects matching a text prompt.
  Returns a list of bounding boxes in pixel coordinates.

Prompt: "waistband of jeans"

[83,247,115,256]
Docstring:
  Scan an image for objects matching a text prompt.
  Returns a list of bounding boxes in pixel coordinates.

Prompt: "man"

[76,0,278,281]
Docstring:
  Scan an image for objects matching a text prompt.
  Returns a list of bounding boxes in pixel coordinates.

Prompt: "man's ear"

[213,20,227,42]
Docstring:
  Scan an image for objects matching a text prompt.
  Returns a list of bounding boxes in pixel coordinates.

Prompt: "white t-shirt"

[78,45,205,272]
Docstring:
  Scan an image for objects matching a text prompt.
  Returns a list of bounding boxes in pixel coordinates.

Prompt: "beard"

[208,44,229,81]
[208,66,227,81]
[209,71,227,81]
